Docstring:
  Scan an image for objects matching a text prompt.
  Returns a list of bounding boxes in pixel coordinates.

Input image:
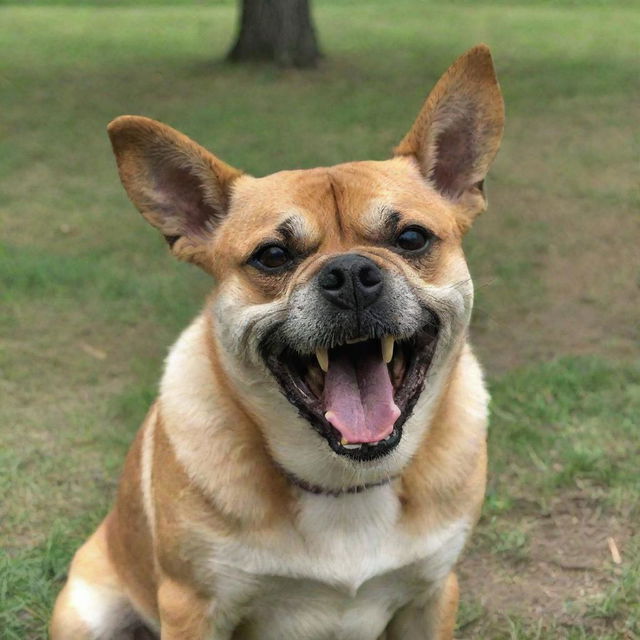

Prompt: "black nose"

[318,254,383,310]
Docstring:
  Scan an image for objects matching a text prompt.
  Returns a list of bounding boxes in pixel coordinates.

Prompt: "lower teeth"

[342,435,394,450]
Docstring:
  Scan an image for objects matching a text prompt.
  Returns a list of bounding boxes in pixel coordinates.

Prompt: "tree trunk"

[228,0,321,69]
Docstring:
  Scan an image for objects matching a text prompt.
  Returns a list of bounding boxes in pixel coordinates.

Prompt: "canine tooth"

[381,336,395,364]
[340,437,348,445]
[316,347,329,372]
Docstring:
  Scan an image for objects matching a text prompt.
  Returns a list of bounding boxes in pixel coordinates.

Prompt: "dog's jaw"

[209,267,473,493]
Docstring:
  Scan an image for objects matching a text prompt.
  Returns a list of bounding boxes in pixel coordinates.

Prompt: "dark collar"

[283,469,395,497]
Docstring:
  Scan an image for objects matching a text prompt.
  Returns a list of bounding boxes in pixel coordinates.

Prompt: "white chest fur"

[208,486,470,640]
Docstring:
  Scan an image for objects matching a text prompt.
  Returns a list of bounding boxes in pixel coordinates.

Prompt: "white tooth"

[343,443,362,450]
[381,335,395,364]
[316,347,329,372]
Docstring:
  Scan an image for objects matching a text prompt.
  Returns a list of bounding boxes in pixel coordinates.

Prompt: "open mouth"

[263,321,439,461]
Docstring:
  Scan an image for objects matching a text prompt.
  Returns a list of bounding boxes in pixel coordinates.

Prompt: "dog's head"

[108,45,503,489]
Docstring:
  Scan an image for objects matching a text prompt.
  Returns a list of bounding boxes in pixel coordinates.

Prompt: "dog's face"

[209,162,469,462]
[108,45,504,488]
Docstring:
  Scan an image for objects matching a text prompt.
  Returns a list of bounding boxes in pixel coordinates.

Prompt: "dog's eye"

[250,244,292,271]
[396,226,433,253]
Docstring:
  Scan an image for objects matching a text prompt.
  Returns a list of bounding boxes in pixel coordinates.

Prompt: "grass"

[1,1,638,638]
[488,358,640,501]
[467,359,640,638]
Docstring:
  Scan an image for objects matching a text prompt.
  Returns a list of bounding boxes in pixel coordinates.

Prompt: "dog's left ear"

[108,115,243,269]
[395,44,504,232]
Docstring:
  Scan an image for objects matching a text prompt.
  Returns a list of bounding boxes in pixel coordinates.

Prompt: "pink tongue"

[324,348,401,444]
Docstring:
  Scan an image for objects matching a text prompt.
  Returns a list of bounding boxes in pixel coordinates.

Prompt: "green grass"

[1,1,638,638]
[488,358,640,502]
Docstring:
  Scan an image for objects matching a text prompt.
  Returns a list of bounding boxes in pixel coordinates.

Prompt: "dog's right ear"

[107,116,242,269]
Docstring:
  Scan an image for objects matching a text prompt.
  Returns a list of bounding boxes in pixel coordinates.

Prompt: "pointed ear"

[394,44,504,230]
[107,116,242,268]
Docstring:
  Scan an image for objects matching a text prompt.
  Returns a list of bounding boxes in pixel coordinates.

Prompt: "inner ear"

[150,160,221,238]
[431,108,482,198]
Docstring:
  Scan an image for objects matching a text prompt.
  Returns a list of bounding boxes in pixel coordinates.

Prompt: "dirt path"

[458,490,634,637]
[470,184,639,375]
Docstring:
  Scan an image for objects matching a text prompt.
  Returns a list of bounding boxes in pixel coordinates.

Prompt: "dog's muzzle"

[259,253,441,461]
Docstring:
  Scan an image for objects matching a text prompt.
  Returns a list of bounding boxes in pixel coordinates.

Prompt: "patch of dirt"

[458,490,635,636]
[470,187,640,374]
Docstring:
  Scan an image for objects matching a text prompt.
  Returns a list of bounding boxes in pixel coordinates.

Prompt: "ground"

[1,1,638,638]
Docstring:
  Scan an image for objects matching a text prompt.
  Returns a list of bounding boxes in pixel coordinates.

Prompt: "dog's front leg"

[385,572,459,640]
[158,579,216,640]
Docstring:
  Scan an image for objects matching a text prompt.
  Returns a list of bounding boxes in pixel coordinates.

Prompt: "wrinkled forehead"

[216,157,459,259]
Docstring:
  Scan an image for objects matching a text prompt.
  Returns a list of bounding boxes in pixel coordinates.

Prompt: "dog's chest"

[208,487,469,640]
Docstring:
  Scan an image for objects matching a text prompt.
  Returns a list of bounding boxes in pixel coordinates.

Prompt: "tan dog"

[51,44,504,640]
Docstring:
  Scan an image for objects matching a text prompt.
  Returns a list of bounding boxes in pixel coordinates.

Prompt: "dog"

[50,44,504,639]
